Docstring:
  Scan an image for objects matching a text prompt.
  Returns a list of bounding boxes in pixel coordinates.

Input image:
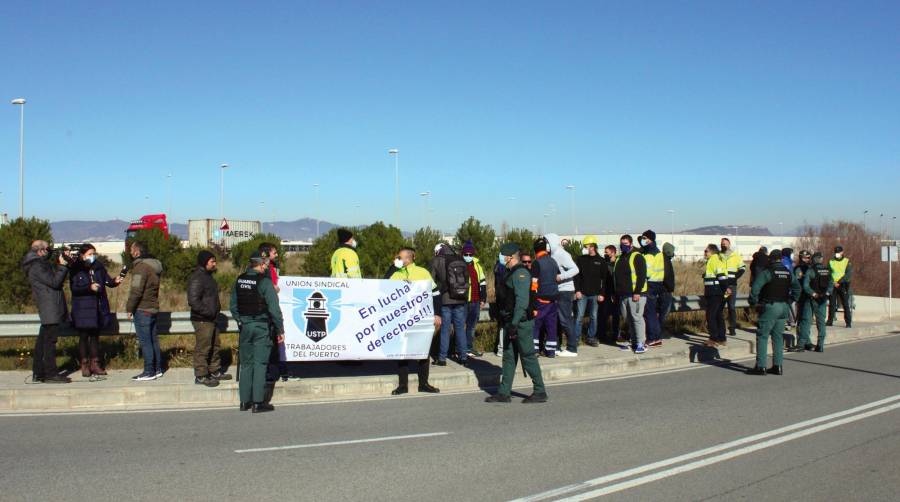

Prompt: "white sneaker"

[557,350,577,358]
[136,373,157,381]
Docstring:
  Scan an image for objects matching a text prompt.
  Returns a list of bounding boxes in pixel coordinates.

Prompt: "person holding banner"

[485,243,547,404]
[230,251,284,413]
[389,247,441,395]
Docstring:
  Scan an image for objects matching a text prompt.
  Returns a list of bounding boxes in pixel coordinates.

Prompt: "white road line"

[558,401,900,501]
[513,392,900,502]
[234,431,450,454]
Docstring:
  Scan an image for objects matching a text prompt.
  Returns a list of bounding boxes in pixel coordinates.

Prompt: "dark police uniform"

[802,258,833,351]
[487,246,547,403]
[230,267,284,410]
[749,255,801,374]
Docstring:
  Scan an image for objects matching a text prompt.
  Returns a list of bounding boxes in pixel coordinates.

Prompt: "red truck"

[125,214,169,250]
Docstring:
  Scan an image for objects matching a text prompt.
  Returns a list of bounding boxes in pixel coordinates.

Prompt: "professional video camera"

[50,244,83,265]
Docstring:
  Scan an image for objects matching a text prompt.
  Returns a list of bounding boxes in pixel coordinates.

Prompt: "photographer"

[69,243,122,379]
[21,240,71,383]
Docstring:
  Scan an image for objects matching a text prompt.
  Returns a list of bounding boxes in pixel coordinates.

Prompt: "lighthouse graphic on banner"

[303,291,331,342]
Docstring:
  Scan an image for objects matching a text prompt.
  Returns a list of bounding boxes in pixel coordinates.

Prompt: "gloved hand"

[507,324,518,341]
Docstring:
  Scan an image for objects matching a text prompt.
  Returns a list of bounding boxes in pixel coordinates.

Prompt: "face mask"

[463,256,474,263]
[639,239,648,247]
[393,258,404,269]
[350,239,358,249]
[581,247,589,255]
[620,244,632,254]
[499,253,505,263]
[835,253,843,259]
[85,255,96,264]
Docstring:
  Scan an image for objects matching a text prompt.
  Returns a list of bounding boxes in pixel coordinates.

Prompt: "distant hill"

[50,217,342,242]
[684,225,772,236]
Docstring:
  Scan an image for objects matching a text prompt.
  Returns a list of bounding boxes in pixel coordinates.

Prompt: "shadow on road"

[784,357,900,379]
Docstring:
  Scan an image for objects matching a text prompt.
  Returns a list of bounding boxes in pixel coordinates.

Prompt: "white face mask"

[835,253,843,259]
[581,247,589,255]
[350,239,358,249]
[498,253,505,263]
[85,255,96,264]
[393,258,404,269]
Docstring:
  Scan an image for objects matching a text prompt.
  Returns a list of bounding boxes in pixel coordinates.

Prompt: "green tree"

[503,227,536,256]
[229,233,283,271]
[411,226,443,267]
[454,217,498,265]
[563,239,583,259]
[0,218,55,312]
[302,228,340,277]
[121,227,184,271]
[357,222,407,278]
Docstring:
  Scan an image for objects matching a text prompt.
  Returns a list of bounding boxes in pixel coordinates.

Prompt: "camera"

[50,244,82,265]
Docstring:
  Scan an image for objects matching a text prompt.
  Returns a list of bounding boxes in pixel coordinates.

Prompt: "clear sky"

[2,1,898,236]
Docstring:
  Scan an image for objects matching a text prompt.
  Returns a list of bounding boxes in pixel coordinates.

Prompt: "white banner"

[277,276,436,361]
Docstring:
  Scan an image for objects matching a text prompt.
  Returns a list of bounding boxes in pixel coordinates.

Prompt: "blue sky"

[1,1,898,236]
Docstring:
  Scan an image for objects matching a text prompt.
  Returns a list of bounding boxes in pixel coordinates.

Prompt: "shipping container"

[188,219,262,249]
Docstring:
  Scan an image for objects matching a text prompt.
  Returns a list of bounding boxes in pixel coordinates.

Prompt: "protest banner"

[278,276,436,361]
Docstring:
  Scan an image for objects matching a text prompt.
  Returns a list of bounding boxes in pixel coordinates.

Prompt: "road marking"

[557,401,900,501]
[234,431,450,454]
[514,392,900,502]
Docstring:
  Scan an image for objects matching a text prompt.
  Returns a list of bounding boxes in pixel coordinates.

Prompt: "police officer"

[801,252,833,352]
[791,250,813,351]
[747,249,801,375]
[390,247,441,395]
[230,251,284,413]
[827,245,852,328]
[331,228,362,279]
[485,243,547,404]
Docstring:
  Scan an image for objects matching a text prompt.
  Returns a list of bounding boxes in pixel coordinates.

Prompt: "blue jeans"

[465,302,480,353]
[575,294,599,343]
[644,283,664,343]
[440,304,467,361]
[558,291,577,352]
[134,310,162,374]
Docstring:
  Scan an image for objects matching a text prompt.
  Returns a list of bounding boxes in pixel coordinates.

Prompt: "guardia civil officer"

[800,252,833,352]
[485,243,547,404]
[331,228,362,279]
[791,250,813,351]
[230,251,284,413]
[747,249,801,376]
[389,247,441,395]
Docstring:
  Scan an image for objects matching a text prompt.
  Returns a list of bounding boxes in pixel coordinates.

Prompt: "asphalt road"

[2,334,900,501]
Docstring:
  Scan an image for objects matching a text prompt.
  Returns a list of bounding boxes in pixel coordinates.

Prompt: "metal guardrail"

[0,295,749,338]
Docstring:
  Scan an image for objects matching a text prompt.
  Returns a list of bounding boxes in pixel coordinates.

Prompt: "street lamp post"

[880,213,885,239]
[313,183,321,238]
[419,192,431,228]
[863,209,869,233]
[219,164,228,222]
[389,149,399,226]
[11,98,26,218]
[566,185,577,235]
[166,173,173,218]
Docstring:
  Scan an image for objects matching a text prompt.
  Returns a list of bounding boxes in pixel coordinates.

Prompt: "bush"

[411,227,443,268]
[502,227,536,257]
[454,217,498,266]
[356,222,408,278]
[229,233,283,270]
[0,218,54,313]
[303,228,340,277]
[121,227,184,270]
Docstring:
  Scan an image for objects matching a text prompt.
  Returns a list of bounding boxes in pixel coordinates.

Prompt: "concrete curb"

[1,323,897,413]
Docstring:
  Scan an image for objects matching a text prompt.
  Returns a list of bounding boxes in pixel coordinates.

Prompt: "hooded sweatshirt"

[21,251,69,324]
[545,233,579,293]
[126,256,164,314]
[662,242,676,293]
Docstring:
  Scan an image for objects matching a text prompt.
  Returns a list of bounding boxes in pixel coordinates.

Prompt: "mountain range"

[683,225,774,236]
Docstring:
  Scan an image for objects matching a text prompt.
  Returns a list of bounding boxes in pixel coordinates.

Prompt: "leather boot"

[767,365,783,375]
[252,402,275,413]
[90,358,107,376]
[746,366,766,375]
[80,359,91,378]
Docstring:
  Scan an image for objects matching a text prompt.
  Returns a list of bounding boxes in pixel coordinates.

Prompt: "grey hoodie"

[21,251,69,324]
[545,233,579,293]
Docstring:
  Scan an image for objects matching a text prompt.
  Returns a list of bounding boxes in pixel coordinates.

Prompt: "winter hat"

[337,228,353,244]
[462,240,476,255]
[769,249,782,262]
[197,250,215,267]
[834,245,844,253]
[641,230,656,243]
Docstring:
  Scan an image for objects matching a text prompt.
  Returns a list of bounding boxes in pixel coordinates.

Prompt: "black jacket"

[614,251,647,296]
[574,254,606,296]
[187,266,220,322]
[21,251,69,325]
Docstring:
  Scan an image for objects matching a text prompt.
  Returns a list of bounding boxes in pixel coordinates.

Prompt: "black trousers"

[705,295,726,342]
[33,323,60,379]
[397,359,429,388]
[599,297,621,340]
[828,285,852,324]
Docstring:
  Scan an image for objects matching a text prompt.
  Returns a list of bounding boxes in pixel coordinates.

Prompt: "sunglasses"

[521,260,533,264]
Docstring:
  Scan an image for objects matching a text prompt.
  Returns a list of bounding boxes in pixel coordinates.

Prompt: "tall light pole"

[880,213,885,239]
[389,149,399,226]
[863,209,869,233]
[313,183,320,238]
[166,173,173,218]
[566,185,577,234]
[219,164,228,222]
[145,195,151,213]
[779,221,784,241]
[666,209,675,244]
[419,191,430,228]
[11,98,26,218]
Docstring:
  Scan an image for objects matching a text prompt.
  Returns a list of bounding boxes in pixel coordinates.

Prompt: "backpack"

[444,252,470,301]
